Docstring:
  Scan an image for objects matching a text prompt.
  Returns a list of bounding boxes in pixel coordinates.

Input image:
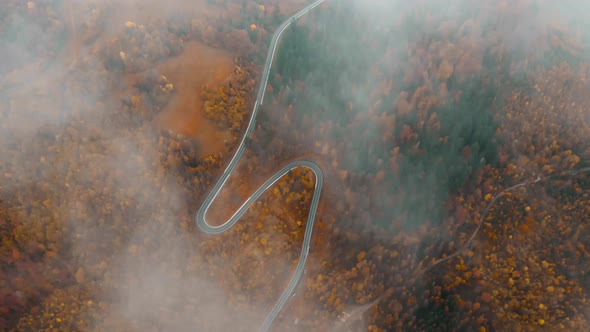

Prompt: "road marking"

[195,1,329,331]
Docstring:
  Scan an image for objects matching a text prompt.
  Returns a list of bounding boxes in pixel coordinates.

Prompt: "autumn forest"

[1,0,590,331]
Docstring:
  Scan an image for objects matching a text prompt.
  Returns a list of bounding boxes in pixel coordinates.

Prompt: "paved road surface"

[195,0,328,331]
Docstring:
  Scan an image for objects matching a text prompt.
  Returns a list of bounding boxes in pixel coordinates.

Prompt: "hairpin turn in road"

[195,0,329,331]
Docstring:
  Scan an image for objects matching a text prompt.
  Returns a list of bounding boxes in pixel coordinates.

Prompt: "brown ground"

[152,41,234,158]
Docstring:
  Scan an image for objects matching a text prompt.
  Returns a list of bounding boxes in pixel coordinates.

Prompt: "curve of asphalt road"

[195,0,328,331]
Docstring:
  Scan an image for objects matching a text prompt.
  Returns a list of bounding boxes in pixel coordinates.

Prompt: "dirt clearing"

[154,41,234,158]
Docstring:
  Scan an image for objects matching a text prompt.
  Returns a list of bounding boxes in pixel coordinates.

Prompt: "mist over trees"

[0,0,589,331]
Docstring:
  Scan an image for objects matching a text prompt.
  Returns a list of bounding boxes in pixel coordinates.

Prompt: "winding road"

[195,0,328,331]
